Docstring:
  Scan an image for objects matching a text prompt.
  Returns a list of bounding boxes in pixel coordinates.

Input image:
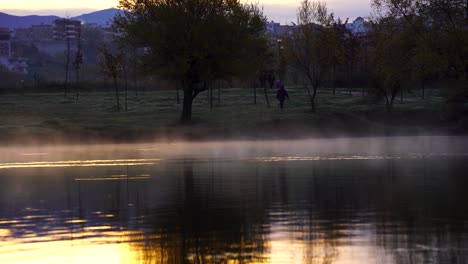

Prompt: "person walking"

[276,84,289,110]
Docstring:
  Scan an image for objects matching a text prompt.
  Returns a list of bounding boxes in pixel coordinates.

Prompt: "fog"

[1,136,467,167]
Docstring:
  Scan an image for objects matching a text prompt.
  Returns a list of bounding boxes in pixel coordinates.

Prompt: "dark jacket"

[276,88,289,101]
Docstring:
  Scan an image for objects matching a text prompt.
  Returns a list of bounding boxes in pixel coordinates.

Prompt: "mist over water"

[1,136,466,163]
[1,136,468,263]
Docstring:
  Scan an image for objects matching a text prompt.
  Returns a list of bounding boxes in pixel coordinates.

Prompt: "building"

[53,19,82,40]
[14,24,53,42]
[0,56,28,74]
[0,27,29,74]
[0,27,12,58]
[266,21,296,37]
[345,17,369,36]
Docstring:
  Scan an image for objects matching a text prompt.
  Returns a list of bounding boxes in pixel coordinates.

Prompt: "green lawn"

[0,86,460,145]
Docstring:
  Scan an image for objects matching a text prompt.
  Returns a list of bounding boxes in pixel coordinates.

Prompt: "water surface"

[1,137,468,263]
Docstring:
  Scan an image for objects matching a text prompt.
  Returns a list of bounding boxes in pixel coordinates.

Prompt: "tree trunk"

[304,84,316,112]
[311,85,318,113]
[124,67,128,112]
[385,86,398,113]
[263,87,270,108]
[421,79,425,100]
[254,85,257,105]
[133,47,138,97]
[332,64,336,96]
[176,84,180,104]
[64,37,70,98]
[386,101,393,113]
[209,84,213,111]
[400,87,404,103]
[75,69,79,102]
[114,76,120,112]
[347,64,352,96]
[75,27,82,102]
[181,87,194,122]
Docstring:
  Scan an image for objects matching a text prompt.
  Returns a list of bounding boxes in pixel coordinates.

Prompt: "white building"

[345,17,368,36]
[0,27,28,74]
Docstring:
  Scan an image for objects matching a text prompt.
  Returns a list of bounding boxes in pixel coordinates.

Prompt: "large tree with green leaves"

[114,0,268,122]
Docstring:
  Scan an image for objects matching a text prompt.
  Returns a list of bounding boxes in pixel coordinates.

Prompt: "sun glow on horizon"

[0,0,371,21]
[0,0,118,10]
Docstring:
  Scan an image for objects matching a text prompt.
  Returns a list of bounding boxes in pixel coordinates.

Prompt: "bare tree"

[64,18,71,98]
[285,0,335,112]
[74,25,83,102]
[98,46,123,112]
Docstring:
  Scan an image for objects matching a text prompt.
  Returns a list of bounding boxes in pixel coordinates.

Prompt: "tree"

[64,19,71,98]
[341,22,362,96]
[372,0,468,98]
[367,17,414,113]
[409,39,444,99]
[98,46,123,112]
[324,17,346,96]
[73,26,83,102]
[284,0,335,112]
[114,0,268,122]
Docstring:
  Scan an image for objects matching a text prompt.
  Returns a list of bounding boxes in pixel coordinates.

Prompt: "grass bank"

[0,86,466,145]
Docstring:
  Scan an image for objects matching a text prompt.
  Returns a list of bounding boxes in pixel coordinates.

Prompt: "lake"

[1,137,468,263]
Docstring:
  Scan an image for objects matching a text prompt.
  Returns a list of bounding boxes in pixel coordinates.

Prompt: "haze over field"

[0,0,371,21]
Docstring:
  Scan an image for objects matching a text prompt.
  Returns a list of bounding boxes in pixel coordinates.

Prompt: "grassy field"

[0,85,464,145]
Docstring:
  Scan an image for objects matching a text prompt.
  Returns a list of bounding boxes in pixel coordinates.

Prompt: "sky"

[0,0,372,22]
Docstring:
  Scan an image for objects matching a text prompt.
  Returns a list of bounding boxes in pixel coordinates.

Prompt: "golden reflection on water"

[0,233,139,264]
[0,222,390,264]
[0,159,161,169]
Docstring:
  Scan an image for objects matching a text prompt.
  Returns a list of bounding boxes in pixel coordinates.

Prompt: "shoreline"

[0,90,466,146]
[1,122,464,147]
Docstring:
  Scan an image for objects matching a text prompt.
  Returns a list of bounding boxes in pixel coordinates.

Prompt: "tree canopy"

[114,0,268,121]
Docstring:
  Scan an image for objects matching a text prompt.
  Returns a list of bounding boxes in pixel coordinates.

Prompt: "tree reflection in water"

[1,156,468,263]
[122,158,468,264]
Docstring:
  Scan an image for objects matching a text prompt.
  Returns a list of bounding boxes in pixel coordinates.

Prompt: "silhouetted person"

[275,80,282,89]
[276,85,289,110]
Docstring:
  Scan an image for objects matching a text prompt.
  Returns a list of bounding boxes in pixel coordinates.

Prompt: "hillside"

[0,8,122,29]
[72,8,123,26]
[0,12,59,29]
